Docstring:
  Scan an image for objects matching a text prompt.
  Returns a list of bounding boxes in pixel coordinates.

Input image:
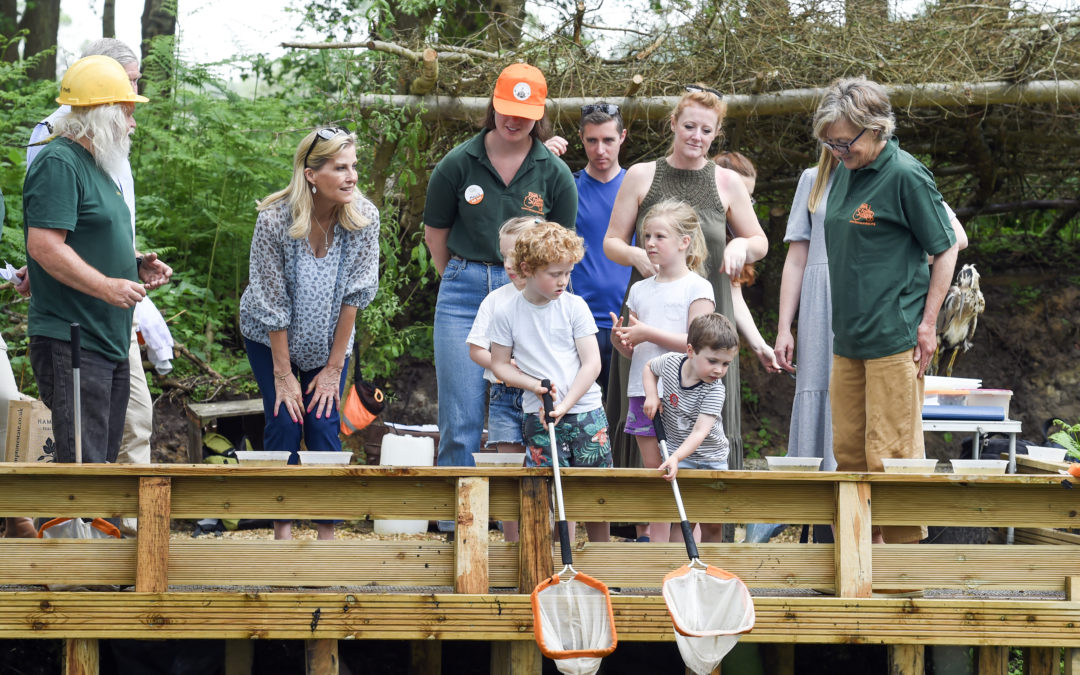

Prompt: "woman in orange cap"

[423,64,578,521]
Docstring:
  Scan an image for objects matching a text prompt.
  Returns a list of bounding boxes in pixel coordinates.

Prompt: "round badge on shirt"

[465,184,484,205]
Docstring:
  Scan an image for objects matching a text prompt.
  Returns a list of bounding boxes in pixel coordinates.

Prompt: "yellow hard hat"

[56,55,149,107]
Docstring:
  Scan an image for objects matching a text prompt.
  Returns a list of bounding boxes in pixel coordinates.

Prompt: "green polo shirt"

[23,138,136,362]
[423,130,578,262]
[825,137,955,360]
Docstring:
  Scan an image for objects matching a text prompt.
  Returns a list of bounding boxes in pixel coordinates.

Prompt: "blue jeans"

[245,338,349,458]
[433,257,508,468]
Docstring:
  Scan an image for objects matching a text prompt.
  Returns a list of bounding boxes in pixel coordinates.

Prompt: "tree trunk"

[141,0,177,63]
[103,0,116,38]
[0,0,18,62]
[486,0,525,51]
[19,0,61,80]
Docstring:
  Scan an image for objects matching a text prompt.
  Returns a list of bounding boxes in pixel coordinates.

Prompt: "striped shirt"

[649,352,729,464]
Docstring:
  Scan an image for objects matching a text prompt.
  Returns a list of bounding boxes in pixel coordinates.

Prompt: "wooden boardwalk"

[1,461,1078,674]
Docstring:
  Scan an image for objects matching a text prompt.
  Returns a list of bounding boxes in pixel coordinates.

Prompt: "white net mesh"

[533,575,615,675]
[662,565,755,674]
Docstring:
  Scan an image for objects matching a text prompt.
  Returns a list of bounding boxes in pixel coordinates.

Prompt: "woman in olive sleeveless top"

[603,85,768,472]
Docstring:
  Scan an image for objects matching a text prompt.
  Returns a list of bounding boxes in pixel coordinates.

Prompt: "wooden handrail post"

[978,646,1009,675]
[888,644,924,674]
[136,476,171,593]
[454,476,490,593]
[304,639,339,675]
[63,638,99,675]
[495,476,551,675]
[1064,577,1080,675]
[834,481,872,598]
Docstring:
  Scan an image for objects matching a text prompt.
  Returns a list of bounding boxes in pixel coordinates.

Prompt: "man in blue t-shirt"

[561,103,630,402]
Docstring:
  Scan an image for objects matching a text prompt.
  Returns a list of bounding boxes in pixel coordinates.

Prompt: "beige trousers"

[117,327,153,465]
[830,348,928,544]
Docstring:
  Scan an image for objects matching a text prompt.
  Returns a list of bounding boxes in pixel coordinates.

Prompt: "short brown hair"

[510,221,584,274]
[688,313,737,352]
[713,151,756,179]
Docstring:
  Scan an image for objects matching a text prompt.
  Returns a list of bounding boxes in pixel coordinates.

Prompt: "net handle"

[541,379,572,567]
[653,415,698,560]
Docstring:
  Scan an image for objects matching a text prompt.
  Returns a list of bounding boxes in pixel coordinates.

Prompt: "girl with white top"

[611,199,715,542]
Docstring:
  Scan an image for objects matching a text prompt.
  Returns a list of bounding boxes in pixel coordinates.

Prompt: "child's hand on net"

[658,456,678,481]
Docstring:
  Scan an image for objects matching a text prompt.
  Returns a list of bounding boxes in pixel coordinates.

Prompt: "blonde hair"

[808,146,837,215]
[510,221,584,274]
[258,128,372,239]
[499,216,541,238]
[640,199,708,276]
[812,77,895,143]
[669,84,727,156]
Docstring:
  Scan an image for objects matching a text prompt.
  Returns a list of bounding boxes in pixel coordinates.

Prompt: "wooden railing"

[1,462,1079,674]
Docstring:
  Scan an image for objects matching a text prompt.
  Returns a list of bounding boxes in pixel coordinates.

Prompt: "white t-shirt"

[28,105,136,241]
[466,282,521,383]
[625,272,714,397]
[488,291,602,415]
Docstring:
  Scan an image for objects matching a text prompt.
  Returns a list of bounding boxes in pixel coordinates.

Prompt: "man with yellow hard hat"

[22,55,169,464]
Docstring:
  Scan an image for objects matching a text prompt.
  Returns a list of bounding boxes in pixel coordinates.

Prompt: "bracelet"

[135,255,144,268]
[274,372,291,382]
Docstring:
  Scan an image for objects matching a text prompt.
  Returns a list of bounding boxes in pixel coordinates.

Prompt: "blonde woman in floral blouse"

[239,127,379,540]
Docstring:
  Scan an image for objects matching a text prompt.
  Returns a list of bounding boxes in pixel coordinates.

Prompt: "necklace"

[311,213,331,255]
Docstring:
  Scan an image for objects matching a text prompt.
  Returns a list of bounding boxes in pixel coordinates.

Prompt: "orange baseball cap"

[492,63,548,120]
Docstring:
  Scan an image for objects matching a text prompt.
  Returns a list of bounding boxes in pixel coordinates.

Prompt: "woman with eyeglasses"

[812,77,959,546]
[422,64,577,488]
[603,84,768,475]
[239,127,380,541]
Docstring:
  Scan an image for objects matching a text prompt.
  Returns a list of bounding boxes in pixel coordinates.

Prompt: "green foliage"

[1050,419,1080,461]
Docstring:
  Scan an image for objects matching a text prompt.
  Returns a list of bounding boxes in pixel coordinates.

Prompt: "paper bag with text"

[5,399,56,463]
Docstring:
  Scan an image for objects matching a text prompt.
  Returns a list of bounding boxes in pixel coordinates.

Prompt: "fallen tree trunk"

[353,79,1080,122]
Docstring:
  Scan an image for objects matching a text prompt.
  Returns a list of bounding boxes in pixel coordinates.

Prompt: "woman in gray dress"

[775,148,838,471]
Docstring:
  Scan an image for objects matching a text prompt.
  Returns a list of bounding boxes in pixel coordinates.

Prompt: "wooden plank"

[224,640,253,675]
[1014,527,1080,546]
[764,643,794,675]
[0,540,136,585]
[490,477,520,520]
[873,483,1080,528]
[454,477,489,594]
[0,476,139,517]
[1022,647,1056,675]
[188,399,264,420]
[835,482,872,598]
[409,641,441,675]
[549,542,834,589]
[873,544,1080,591]
[64,638,99,675]
[185,407,204,464]
[170,476,457,519]
[888,644,924,675]
[560,476,835,523]
[304,639,338,675]
[136,476,171,593]
[977,646,1008,675]
[1067,578,1080,675]
[4,593,1080,645]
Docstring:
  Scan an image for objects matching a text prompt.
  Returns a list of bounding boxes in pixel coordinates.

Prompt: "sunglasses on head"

[684,84,723,99]
[580,102,620,117]
[304,126,349,167]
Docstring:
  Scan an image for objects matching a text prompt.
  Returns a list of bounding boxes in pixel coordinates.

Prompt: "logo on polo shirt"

[522,192,544,214]
[850,203,876,226]
[464,185,484,205]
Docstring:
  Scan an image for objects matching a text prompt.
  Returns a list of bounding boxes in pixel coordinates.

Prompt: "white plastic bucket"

[374,434,435,535]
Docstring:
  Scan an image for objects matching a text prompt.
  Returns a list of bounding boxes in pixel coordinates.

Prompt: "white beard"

[95,131,132,176]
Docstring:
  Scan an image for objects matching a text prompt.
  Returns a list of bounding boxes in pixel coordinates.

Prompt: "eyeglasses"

[303,126,348,167]
[580,103,620,117]
[684,84,723,99]
[822,128,867,155]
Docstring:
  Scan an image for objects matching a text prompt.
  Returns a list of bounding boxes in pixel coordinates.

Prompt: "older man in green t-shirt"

[22,56,168,464]
[814,78,958,546]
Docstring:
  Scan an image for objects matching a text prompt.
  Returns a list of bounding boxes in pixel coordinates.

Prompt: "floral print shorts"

[523,408,613,468]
